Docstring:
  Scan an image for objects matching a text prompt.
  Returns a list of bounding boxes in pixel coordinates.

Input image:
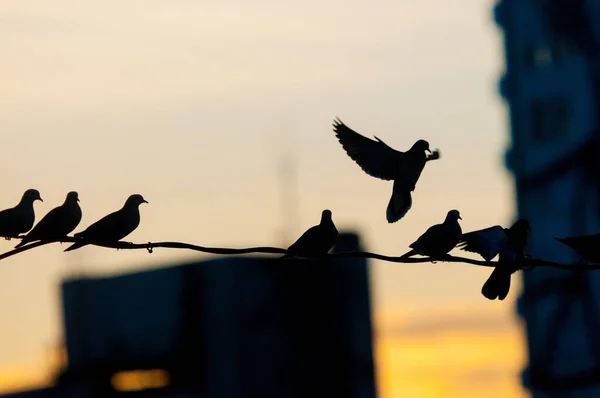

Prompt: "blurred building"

[0,232,377,398]
[495,0,600,396]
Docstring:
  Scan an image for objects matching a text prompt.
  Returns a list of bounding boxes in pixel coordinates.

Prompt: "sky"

[0,0,524,396]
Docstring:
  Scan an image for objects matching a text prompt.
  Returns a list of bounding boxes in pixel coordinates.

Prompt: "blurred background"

[2,0,598,397]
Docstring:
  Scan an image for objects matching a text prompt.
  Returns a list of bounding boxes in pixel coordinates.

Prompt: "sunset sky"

[1,0,526,396]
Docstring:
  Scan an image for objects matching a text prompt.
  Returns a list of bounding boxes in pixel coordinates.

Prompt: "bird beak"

[458,216,462,220]
[38,197,43,202]
[426,148,432,154]
[77,198,80,202]
[143,199,149,204]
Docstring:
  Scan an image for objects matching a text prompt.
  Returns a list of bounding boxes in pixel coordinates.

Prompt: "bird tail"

[481,267,511,300]
[386,189,412,223]
[64,242,86,252]
[14,238,31,249]
[555,237,577,248]
[399,249,417,260]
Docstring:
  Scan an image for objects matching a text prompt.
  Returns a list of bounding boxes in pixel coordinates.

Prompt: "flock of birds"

[279,119,600,300]
[0,119,597,301]
[0,190,147,252]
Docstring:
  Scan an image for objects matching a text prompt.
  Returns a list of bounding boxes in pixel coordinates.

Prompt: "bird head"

[66,191,80,203]
[125,194,149,207]
[22,189,43,203]
[125,193,148,206]
[412,139,431,154]
[447,209,462,221]
[321,209,333,222]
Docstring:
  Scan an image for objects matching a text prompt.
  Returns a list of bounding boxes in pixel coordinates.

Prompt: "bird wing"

[25,206,64,239]
[410,224,448,250]
[457,225,506,261]
[287,225,322,254]
[0,208,14,230]
[75,210,124,241]
[556,234,600,261]
[556,234,600,249]
[333,118,404,181]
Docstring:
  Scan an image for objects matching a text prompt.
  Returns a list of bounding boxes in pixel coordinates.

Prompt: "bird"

[332,118,440,223]
[15,191,82,249]
[64,194,148,252]
[556,233,600,263]
[458,219,530,300]
[0,189,43,240]
[281,209,339,259]
[400,210,462,259]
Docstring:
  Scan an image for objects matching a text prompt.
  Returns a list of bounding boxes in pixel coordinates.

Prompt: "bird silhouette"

[64,194,148,252]
[458,219,530,300]
[0,189,43,240]
[281,209,339,259]
[15,191,82,249]
[332,118,439,223]
[400,210,462,259]
[556,233,600,263]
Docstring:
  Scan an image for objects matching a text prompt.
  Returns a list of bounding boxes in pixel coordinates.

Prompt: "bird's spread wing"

[457,225,506,261]
[333,118,404,181]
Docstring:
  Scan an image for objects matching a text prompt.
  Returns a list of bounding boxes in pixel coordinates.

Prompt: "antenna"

[277,151,298,247]
[271,118,299,247]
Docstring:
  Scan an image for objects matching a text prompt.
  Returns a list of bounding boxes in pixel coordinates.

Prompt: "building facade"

[495,0,600,396]
[1,233,377,398]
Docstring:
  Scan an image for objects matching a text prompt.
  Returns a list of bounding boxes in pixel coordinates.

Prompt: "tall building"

[495,0,600,396]
[1,232,377,398]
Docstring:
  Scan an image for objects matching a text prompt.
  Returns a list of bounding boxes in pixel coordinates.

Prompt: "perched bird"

[556,233,600,263]
[458,219,530,300]
[400,210,462,259]
[281,209,339,259]
[15,191,82,249]
[0,189,43,240]
[332,118,439,223]
[64,194,148,252]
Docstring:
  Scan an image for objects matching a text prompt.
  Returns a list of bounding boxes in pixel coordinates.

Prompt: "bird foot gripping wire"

[430,254,453,264]
[521,254,536,271]
[147,242,153,254]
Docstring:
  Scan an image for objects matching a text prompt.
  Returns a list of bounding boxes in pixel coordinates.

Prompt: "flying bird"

[458,219,530,300]
[0,189,43,240]
[15,191,82,249]
[400,210,462,259]
[64,194,148,252]
[556,233,600,263]
[332,118,440,223]
[281,209,339,259]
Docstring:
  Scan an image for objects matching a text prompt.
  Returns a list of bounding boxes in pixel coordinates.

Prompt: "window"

[524,37,570,69]
[530,99,570,141]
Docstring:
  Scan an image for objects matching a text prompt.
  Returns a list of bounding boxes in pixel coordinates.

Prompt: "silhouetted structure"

[496,0,600,396]
[0,232,377,398]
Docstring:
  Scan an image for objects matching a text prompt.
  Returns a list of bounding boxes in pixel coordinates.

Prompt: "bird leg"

[147,242,153,254]
[520,254,535,271]
[430,254,452,263]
